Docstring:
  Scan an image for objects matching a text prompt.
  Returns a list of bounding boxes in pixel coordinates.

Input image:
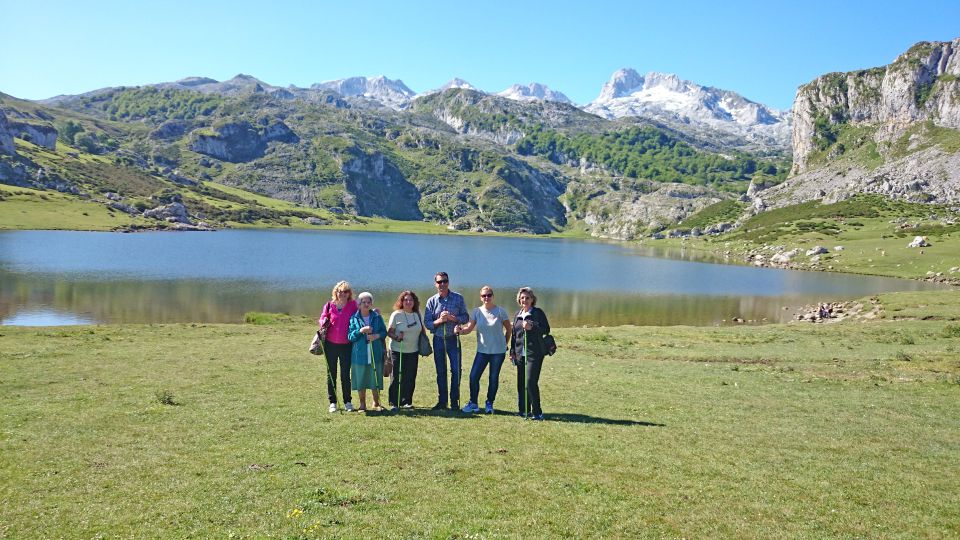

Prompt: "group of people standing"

[317,273,551,420]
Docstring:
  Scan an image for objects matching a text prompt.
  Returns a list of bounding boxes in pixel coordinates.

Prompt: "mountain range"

[2,38,959,239]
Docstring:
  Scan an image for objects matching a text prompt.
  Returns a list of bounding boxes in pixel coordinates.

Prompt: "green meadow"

[2,291,959,538]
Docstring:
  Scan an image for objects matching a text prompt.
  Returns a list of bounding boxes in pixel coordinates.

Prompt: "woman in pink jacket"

[319,280,358,412]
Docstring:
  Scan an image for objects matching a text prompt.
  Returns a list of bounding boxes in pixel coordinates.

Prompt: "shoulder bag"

[416,312,433,356]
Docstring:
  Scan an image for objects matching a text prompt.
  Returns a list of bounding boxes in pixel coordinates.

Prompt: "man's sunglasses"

[436,279,449,284]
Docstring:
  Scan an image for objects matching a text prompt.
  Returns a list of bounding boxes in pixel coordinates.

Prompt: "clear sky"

[2,0,958,109]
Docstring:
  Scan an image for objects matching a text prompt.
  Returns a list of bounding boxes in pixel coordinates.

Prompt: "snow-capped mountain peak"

[497,83,572,104]
[587,69,791,151]
[311,75,415,109]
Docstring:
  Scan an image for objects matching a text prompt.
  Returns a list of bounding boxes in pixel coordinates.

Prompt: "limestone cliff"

[762,38,960,209]
[791,38,960,175]
[189,119,298,162]
[0,111,15,155]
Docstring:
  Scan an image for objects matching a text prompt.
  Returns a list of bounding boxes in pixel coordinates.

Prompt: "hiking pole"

[368,339,378,409]
[327,353,341,414]
[524,329,528,418]
[395,321,403,411]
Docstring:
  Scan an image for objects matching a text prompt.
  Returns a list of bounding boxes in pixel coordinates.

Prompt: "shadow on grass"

[546,413,665,427]
[358,408,664,426]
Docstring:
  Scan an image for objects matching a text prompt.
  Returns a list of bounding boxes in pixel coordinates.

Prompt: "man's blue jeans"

[433,334,461,406]
[469,352,506,405]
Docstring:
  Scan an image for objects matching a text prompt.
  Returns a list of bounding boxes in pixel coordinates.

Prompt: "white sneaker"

[328,403,337,413]
[345,402,354,412]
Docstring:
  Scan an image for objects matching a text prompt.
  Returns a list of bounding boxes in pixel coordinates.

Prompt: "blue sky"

[2,0,958,109]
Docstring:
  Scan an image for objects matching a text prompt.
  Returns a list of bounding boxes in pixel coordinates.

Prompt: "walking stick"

[368,339,378,409]
[327,352,341,414]
[396,318,403,410]
[523,328,528,418]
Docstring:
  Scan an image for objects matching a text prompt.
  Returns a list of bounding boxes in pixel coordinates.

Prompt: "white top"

[388,310,422,354]
[470,305,509,354]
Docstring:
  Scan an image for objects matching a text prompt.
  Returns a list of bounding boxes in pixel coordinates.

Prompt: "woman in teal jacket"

[348,291,388,411]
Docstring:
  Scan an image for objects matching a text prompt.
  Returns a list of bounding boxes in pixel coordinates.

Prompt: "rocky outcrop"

[792,38,960,175]
[341,150,423,220]
[0,111,15,155]
[189,119,298,162]
[577,181,723,240]
[143,202,192,223]
[8,121,58,150]
[763,144,960,208]
[150,120,193,140]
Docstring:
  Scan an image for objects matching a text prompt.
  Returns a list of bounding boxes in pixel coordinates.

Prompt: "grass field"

[2,291,959,538]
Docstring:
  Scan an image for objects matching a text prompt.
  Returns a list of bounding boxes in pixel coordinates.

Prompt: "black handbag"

[543,334,557,356]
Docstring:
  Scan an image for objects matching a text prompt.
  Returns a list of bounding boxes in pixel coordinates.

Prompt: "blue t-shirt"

[470,305,509,354]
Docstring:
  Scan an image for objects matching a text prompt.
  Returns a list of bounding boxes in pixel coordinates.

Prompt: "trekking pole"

[396,320,403,411]
[368,340,378,408]
[327,354,341,414]
[524,329,528,418]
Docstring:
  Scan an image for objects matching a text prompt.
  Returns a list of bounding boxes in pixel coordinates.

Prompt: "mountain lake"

[0,229,946,327]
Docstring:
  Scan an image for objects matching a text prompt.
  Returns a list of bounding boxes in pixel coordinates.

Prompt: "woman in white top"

[386,290,423,411]
[458,286,512,414]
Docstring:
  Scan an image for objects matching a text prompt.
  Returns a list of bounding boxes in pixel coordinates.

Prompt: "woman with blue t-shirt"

[458,286,512,414]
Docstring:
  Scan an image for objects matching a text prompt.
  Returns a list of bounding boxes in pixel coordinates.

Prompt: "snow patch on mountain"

[586,69,791,152]
[311,76,415,110]
[497,83,572,104]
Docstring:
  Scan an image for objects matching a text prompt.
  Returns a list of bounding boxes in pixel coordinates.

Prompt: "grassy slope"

[666,195,960,281]
[1,291,958,538]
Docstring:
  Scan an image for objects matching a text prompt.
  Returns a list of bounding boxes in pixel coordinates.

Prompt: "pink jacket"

[318,300,358,345]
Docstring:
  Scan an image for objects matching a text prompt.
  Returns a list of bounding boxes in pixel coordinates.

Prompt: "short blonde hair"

[331,280,353,302]
[480,285,494,296]
[357,291,374,304]
[516,287,537,306]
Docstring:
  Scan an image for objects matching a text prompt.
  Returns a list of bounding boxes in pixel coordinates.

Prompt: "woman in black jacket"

[510,287,550,420]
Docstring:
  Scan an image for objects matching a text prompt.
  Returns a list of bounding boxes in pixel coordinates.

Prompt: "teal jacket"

[348,310,387,366]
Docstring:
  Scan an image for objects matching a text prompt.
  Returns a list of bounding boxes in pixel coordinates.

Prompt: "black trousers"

[388,351,419,407]
[516,355,544,415]
[323,341,352,404]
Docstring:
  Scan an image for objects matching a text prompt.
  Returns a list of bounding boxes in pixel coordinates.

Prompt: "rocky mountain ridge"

[38,70,791,154]
[761,38,960,209]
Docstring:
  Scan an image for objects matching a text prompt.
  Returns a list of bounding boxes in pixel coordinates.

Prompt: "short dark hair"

[393,290,420,312]
[435,271,449,281]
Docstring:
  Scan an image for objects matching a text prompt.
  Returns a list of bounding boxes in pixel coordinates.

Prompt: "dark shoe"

[451,401,460,411]
[532,414,545,421]
[431,403,448,411]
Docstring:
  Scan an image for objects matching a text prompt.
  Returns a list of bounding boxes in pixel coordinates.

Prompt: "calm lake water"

[0,229,944,327]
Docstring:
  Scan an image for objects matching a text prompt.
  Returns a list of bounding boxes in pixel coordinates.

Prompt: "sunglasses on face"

[436,280,448,284]
[480,294,493,298]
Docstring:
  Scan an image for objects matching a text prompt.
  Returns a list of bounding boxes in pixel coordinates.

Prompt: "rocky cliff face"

[766,39,960,209]
[792,38,960,175]
[8,121,58,149]
[341,150,423,220]
[0,111,15,155]
[189,119,298,162]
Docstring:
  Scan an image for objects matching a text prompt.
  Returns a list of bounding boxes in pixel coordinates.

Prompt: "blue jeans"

[433,334,462,406]
[469,352,506,405]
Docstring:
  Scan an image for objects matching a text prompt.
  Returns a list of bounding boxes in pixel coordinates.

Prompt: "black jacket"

[510,306,551,359]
